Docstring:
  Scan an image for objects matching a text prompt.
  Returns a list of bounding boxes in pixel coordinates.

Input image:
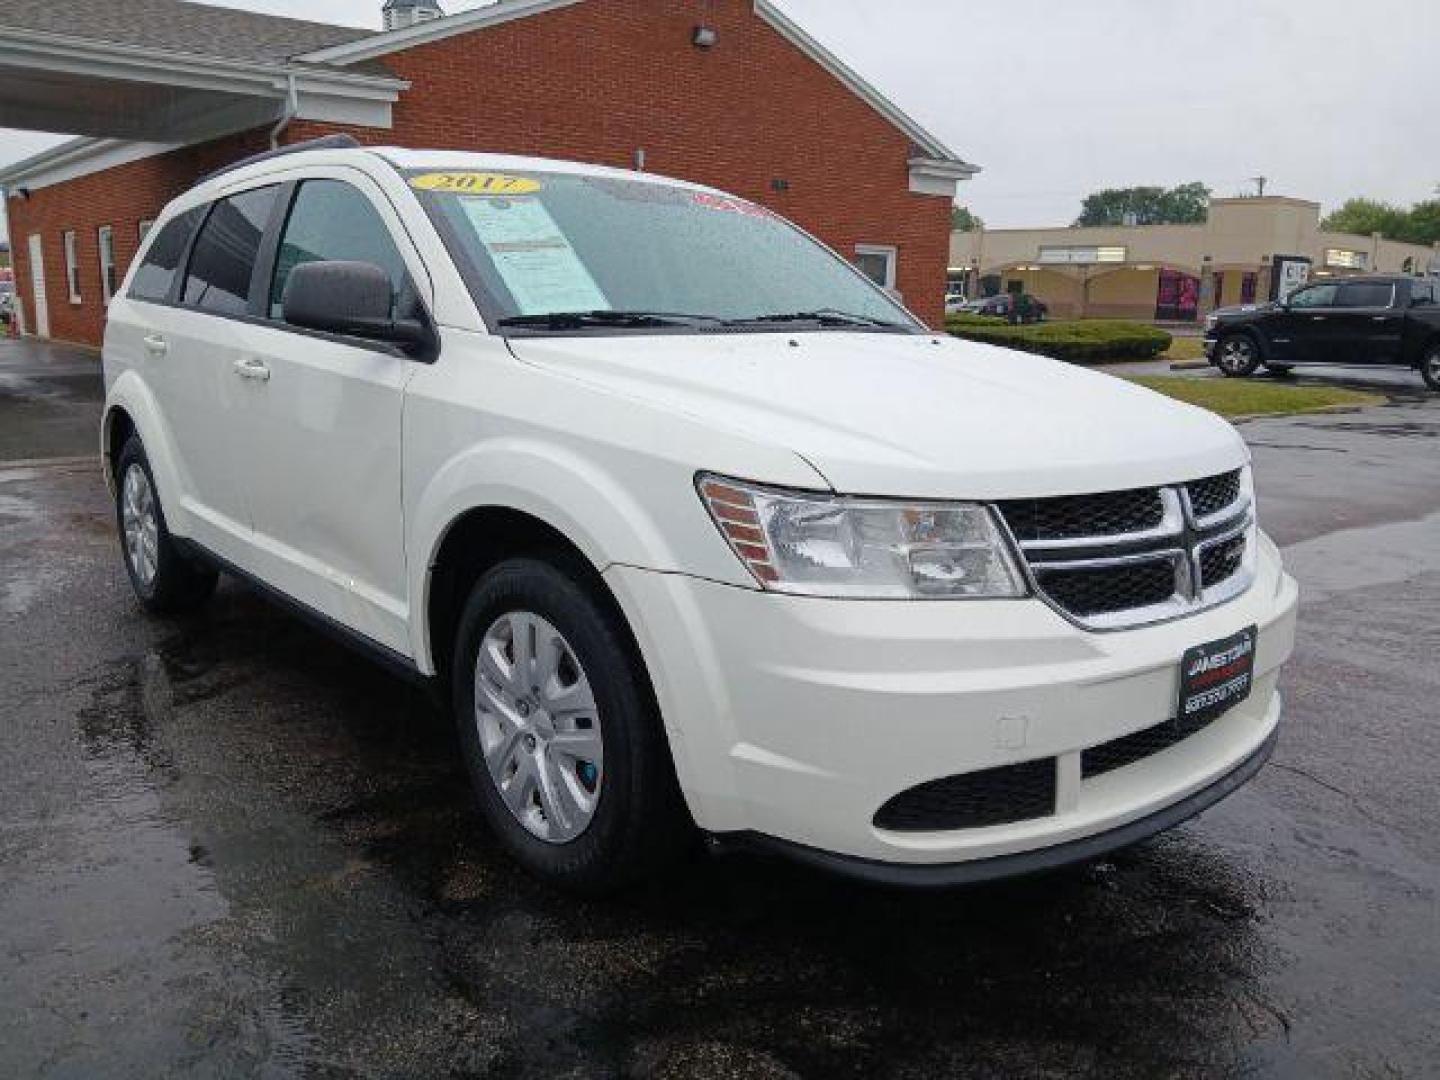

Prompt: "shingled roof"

[0,0,375,64]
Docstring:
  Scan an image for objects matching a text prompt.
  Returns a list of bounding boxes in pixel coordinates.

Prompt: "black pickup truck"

[1204,275,1440,390]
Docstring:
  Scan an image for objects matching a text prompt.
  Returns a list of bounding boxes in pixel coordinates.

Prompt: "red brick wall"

[6,132,272,347]
[7,0,951,346]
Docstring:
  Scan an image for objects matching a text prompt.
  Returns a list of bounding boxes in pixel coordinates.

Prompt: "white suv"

[102,137,1298,892]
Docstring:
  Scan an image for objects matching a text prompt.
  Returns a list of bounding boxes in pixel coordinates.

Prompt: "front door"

[1267,281,1339,363]
[26,235,49,338]
[231,174,425,654]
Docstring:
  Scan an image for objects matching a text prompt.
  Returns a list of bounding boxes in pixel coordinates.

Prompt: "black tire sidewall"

[114,436,216,612]
[451,556,673,892]
[1422,346,1440,391]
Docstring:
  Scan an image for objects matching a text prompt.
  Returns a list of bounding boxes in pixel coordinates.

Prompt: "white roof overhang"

[0,27,407,189]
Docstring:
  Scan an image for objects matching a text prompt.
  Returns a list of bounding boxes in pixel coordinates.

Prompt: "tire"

[1421,344,1440,392]
[451,554,690,893]
[114,436,219,614]
[1215,333,1262,377]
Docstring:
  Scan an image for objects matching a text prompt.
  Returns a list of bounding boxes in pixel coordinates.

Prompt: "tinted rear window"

[128,209,201,302]
[182,186,280,315]
[1335,281,1395,308]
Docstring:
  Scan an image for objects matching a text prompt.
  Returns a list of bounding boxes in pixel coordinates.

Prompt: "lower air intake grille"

[1035,559,1177,618]
[874,758,1057,832]
[1082,712,1220,778]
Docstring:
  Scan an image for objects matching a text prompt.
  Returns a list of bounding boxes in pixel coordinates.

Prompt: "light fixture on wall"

[693,25,718,48]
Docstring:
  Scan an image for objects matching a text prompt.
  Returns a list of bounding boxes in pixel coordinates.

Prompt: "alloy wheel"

[121,464,159,589]
[473,611,604,844]
[1217,336,1256,375]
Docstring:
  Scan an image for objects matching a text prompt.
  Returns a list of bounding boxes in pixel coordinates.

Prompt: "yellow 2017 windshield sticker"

[409,172,543,196]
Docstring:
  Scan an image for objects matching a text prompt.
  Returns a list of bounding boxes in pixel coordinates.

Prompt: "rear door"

[1332,279,1402,364]
[131,189,282,562]
[227,170,429,654]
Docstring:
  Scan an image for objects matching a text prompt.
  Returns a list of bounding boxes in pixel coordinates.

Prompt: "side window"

[270,180,412,321]
[1411,282,1436,307]
[1287,284,1338,309]
[182,186,280,315]
[129,209,201,303]
[1334,281,1395,309]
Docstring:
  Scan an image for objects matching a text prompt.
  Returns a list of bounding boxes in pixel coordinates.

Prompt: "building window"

[138,219,156,244]
[98,226,117,305]
[854,244,898,292]
[63,230,82,304]
[1241,272,1258,304]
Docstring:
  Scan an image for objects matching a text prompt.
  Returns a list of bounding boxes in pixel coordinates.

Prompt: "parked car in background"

[0,279,14,326]
[101,138,1296,893]
[957,292,1049,324]
[944,288,968,314]
[1206,275,1440,390]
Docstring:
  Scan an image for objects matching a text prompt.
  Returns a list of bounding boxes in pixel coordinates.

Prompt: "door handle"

[233,357,271,382]
[1309,315,1327,321]
[143,334,168,357]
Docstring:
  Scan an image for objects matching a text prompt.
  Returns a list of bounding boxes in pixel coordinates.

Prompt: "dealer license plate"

[1178,626,1257,724]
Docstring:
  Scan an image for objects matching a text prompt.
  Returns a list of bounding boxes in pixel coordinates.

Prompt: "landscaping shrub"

[945,317,1173,363]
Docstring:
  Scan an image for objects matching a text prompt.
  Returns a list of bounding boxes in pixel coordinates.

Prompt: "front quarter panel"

[403,331,827,674]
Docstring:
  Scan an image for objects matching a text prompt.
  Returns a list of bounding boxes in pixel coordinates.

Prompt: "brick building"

[0,0,976,346]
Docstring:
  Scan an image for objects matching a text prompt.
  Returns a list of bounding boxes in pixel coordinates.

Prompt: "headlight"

[697,475,1027,600]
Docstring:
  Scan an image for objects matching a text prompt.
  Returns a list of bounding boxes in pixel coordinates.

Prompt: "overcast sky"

[3,0,1438,240]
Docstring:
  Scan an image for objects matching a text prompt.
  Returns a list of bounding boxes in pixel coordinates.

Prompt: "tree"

[951,205,984,232]
[1321,198,1440,246]
[1320,198,1409,239]
[1074,182,1211,227]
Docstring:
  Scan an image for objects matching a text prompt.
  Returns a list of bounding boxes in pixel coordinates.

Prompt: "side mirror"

[282,261,430,349]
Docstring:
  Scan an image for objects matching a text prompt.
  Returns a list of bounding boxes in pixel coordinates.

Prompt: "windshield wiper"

[729,309,910,330]
[496,310,723,331]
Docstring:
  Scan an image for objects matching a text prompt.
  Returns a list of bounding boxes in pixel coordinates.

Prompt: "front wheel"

[114,436,218,614]
[1215,333,1262,377]
[452,555,690,893]
[1421,345,1440,391]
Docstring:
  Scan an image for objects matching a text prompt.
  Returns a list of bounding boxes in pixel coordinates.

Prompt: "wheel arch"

[101,371,188,526]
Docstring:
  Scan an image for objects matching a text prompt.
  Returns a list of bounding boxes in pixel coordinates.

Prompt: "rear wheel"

[115,436,218,614]
[1421,345,1440,391]
[452,554,690,893]
[1215,333,1261,377]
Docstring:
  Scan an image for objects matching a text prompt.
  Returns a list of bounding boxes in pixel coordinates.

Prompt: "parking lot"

[1,337,1437,1078]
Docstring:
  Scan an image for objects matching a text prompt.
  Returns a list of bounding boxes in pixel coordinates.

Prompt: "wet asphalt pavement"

[2,339,1438,1078]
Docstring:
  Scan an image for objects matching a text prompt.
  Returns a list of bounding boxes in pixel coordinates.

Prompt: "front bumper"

[605,534,1298,871]
[1203,334,1219,361]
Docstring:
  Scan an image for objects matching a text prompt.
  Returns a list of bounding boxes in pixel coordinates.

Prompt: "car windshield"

[409,169,921,334]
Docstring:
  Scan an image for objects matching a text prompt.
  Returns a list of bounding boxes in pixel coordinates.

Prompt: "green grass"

[1162,336,1207,363]
[1127,376,1385,419]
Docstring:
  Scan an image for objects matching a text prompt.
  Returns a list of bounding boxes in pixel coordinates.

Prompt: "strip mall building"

[951,197,1440,322]
[1,0,976,347]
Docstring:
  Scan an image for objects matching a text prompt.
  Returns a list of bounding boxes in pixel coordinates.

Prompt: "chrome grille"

[996,469,1255,630]
[1187,470,1243,521]
[999,488,1164,542]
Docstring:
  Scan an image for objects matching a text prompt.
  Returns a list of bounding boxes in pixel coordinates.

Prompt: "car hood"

[1214,302,1276,319]
[507,332,1248,499]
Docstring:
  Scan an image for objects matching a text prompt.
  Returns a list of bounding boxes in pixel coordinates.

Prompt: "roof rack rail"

[200,134,364,185]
